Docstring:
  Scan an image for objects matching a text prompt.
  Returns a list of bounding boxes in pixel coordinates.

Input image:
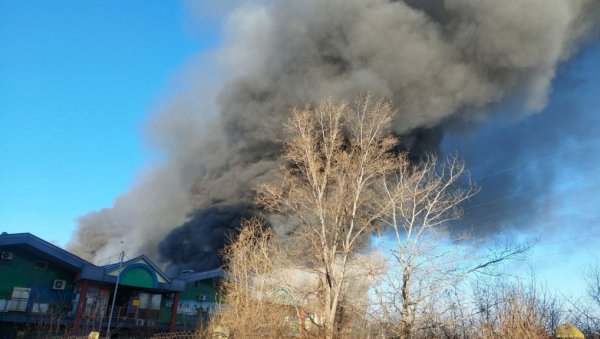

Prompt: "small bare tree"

[374,154,477,337]
[585,263,600,308]
[373,154,531,338]
[470,276,556,339]
[570,262,600,335]
[207,217,292,338]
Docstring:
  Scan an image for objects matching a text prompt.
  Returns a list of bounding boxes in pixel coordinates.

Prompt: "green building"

[0,232,224,338]
[165,269,224,330]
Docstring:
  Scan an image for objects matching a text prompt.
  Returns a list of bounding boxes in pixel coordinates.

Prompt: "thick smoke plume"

[68,0,600,272]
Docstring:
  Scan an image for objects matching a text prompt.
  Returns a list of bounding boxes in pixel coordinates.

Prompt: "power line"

[453,191,600,230]
[463,164,600,213]
[433,137,600,231]
[471,138,600,183]
[382,139,600,258]
[529,243,600,259]
[536,223,600,248]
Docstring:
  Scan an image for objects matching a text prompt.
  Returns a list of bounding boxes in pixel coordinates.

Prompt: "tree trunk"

[401,270,413,339]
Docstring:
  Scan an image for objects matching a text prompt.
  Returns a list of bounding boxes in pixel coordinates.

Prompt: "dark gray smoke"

[67,0,600,272]
[444,41,600,239]
[158,204,253,275]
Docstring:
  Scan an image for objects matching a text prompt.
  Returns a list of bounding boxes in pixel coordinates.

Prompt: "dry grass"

[475,289,551,339]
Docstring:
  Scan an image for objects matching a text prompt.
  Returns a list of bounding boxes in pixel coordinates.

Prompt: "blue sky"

[1,1,600,296]
[0,1,219,245]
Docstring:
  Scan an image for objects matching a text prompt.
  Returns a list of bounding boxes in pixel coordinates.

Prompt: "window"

[33,261,47,269]
[150,294,162,310]
[84,288,98,316]
[31,303,49,314]
[138,293,149,309]
[7,287,30,312]
[84,288,109,318]
[137,293,161,310]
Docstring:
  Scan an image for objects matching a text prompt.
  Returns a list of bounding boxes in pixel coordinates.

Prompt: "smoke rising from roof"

[67,0,600,272]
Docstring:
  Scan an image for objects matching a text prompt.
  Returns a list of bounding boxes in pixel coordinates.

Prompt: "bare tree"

[217,94,531,338]
[373,154,532,338]
[568,262,600,336]
[585,262,600,308]
[373,154,477,337]
[469,276,560,339]
[207,217,293,338]
[257,95,400,338]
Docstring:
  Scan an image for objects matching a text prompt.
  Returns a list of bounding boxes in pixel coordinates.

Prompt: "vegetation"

[207,95,600,339]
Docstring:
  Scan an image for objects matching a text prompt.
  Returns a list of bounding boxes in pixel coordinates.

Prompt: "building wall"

[0,236,219,335]
[161,278,220,330]
[0,246,75,314]
[182,278,219,304]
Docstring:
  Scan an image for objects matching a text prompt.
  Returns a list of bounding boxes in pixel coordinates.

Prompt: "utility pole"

[106,244,124,339]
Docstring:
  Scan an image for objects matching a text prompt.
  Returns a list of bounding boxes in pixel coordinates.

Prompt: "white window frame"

[7,287,30,312]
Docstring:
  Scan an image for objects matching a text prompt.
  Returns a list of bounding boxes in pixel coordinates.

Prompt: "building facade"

[0,232,223,338]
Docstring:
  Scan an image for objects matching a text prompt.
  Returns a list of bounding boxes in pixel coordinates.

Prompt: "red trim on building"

[169,292,180,332]
[71,281,89,334]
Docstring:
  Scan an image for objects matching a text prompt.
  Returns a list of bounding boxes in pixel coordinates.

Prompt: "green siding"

[159,278,221,325]
[0,246,75,304]
[120,267,155,288]
[181,279,219,303]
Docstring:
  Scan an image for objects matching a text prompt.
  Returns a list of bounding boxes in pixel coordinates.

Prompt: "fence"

[151,331,202,339]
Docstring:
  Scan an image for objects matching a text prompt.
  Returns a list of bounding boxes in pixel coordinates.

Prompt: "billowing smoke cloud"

[444,42,600,239]
[67,0,600,272]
